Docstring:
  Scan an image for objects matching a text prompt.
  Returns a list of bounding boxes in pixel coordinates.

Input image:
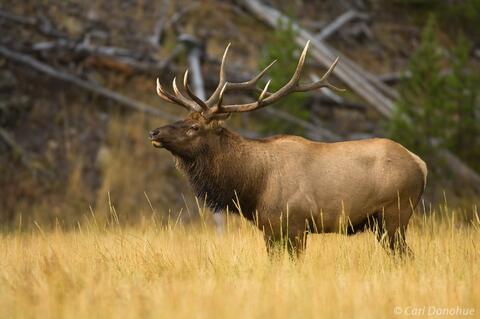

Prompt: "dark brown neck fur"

[175,129,267,219]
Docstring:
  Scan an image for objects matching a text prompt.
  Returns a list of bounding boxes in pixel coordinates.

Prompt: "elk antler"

[156,78,202,112]
[156,40,344,119]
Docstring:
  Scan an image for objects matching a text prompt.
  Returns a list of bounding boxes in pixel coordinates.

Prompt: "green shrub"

[388,15,480,172]
[258,19,307,134]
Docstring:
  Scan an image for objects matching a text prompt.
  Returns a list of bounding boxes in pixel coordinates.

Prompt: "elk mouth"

[151,140,163,148]
[149,129,165,148]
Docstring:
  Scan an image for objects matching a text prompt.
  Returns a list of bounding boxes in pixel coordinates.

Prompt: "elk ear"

[205,113,231,122]
[206,118,226,133]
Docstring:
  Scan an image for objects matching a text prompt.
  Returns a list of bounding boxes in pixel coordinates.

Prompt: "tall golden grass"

[1,204,479,319]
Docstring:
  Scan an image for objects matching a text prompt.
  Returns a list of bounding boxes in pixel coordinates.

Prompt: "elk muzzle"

[149,126,172,148]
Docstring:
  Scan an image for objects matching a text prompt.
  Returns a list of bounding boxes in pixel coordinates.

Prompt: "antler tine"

[295,57,346,92]
[240,59,277,88]
[182,70,209,112]
[172,76,204,112]
[157,40,343,117]
[208,40,344,114]
[156,78,198,111]
[156,78,174,103]
[204,83,231,120]
[205,83,228,117]
[258,41,309,100]
[210,41,312,113]
[157,78,188,108]
[258,80,271,103]
[205,43,277,107]
[219,43,231,83]
[289,40,310,86]
[205,43,231,106]
[217,83,228,110]
[319,56,339,82]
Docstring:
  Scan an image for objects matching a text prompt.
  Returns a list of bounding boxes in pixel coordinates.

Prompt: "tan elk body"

[149,41,427,255]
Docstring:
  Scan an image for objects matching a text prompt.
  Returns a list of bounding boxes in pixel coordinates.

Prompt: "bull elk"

[149,41,427,256]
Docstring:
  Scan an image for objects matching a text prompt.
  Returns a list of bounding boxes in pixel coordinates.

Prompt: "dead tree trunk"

[179,34,206,100]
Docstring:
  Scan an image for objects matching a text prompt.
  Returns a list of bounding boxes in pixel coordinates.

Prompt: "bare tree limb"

[148,0,170,47]
[0,127,39,173]
[316,10,368,42]
[241,0,395,118]
[166,2,200,34]
[0,9,66,39]
[179,34,206,100]
[1,9,179,75]
[0,45,180,122]
[31,39,178,74]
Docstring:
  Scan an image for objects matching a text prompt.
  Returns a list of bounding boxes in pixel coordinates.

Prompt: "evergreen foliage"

[388,15,480,172]
[259,19,307,134]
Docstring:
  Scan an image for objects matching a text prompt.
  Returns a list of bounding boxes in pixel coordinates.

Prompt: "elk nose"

[149,128,160,139]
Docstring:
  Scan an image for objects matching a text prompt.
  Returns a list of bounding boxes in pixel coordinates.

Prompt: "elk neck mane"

[175,128,268,218]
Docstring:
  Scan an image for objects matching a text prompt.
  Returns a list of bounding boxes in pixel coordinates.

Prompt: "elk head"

[149,40,343,158]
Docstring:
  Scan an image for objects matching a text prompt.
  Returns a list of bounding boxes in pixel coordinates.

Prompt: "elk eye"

[186,125,199,136]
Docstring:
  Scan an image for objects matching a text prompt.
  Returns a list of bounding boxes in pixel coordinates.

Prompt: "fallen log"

[31,39,178,75]
[0,45,180,122]
[315,10,369,42]
[1,43,340,142]
[241,0,395,118]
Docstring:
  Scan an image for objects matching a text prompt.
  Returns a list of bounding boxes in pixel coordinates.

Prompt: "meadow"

[0,204,479,319]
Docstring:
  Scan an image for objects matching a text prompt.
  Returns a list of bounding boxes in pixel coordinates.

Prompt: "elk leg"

[264,231,307,258]
[286,231,308,258]
[264,234,281,257]
[373,203,414,257]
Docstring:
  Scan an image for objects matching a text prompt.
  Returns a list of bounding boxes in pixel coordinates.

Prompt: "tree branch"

[0,45,180,122]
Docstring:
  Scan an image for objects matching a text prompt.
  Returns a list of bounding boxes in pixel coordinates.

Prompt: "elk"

[149,41,427,256]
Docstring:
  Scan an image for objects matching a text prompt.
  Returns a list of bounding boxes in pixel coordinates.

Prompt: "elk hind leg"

[372,204,414,257]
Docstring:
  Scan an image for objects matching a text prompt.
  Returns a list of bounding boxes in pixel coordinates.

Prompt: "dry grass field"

[1,205,479,319]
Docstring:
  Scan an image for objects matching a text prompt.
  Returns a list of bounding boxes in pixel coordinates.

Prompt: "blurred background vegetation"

[0,0,479,227]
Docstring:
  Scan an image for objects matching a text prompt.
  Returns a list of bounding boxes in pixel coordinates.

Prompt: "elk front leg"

[259,210,309,258]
